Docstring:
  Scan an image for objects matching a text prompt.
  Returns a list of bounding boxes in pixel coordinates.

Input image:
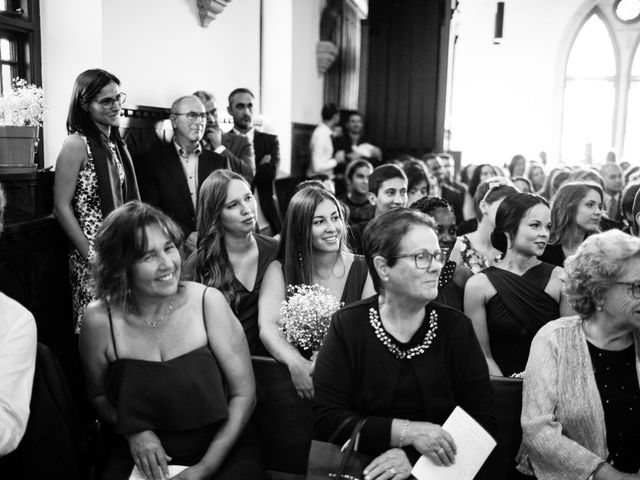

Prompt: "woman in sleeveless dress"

[53,69,139,332]
[259,185,375,399]
[539,181,603,268]
[80,202,261,480]
[450,177,517,274]
[186,170,278,355]
[464,193,575,377]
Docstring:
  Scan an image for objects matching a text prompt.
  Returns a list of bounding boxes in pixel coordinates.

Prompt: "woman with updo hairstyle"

[464,192,573,377]
[540,181,603,267]
[187,170,278,355]
[81,201,261,480]
[313,208,494,478]
[259,186,374,399]
[410,197,473,311]
[451,177,518,273]
[518,229,640,479]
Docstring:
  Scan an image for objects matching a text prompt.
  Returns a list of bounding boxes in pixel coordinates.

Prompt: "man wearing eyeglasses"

[192,90,254,182]
[134,95,248,244]
[223,88,282,236]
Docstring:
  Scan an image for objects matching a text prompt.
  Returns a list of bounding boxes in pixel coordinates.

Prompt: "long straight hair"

[193,170,252,302]
[279,186,349,290]
[548,181,603,246]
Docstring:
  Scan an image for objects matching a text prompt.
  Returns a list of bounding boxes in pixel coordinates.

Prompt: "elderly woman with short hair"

[313,208,494,480]
[518,229,640,479]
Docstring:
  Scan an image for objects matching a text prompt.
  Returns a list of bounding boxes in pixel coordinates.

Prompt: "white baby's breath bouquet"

[279,284,343,352]
[0,78,45,126]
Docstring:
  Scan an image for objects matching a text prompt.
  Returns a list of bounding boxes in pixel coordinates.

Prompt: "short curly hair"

[564,229,640,318]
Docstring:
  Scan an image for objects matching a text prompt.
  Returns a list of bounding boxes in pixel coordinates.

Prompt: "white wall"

[449,0,585,167]
[292,0,324,124]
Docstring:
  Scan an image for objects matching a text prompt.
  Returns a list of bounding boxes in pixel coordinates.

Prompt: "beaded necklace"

[369,307,438,359]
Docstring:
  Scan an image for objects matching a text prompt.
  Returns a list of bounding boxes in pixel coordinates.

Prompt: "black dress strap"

[202,287,209,338]
[107,303,119,360]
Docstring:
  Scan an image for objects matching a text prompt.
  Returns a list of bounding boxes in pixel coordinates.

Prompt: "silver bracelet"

[398,419,410,447]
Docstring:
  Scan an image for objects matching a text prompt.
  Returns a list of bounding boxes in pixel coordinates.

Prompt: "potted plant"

[0,78,45,174]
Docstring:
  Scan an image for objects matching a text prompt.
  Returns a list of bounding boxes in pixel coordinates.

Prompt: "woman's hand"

[126,430,172,480]
[169,463,210,480]
[408,422,457,466]
[363,448,412,480]
[288,356,314,399]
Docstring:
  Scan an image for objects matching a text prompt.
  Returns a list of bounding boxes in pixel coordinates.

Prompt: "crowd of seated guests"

[3,66,640,479]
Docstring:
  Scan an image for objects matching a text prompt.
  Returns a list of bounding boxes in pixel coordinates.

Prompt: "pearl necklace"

[369,307,438,360]
[145,294,176,328]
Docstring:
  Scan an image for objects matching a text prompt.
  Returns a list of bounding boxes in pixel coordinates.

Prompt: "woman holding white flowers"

[313,208,494,479]
[259,185,375,399]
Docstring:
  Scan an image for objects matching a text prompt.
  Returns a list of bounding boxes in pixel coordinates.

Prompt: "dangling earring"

[298,249,303,267]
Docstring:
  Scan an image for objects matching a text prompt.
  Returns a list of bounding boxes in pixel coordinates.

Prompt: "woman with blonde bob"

[259,185,375,399]
[540,181,603,267]
[188,170,278,355]
[518,230,640,479]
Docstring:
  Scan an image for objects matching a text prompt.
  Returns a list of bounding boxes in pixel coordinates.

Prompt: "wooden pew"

[251,356,312,480]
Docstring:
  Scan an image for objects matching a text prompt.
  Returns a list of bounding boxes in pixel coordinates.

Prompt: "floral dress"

[68,134,124,333]
[459,234,502,274]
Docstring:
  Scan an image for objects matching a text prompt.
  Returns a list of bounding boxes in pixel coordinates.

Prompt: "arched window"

[561,4,640,164]
[561,12,616,163]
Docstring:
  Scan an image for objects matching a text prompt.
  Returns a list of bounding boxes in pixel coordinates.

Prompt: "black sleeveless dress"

[484,262,559,376]
[101,289,262,480]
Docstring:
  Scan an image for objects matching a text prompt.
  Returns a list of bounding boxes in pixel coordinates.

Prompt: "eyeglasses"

[393,250,446,269]
[173,111,207,122]
[605,281,640,298]
[94,92,126,109]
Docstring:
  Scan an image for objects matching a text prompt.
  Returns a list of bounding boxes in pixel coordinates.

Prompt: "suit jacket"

[220,132,255,183]
[134,141,229,236]
[225,129,282,234]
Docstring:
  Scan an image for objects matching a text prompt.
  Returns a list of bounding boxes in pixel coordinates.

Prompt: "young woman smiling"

[259,185,375,399]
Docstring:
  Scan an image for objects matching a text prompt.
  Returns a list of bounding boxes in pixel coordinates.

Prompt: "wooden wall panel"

[365,0,449,157]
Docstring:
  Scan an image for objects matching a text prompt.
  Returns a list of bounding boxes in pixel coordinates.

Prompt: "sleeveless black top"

[340,255,369,306]
[484,262,559,376]
[106,289,229,458]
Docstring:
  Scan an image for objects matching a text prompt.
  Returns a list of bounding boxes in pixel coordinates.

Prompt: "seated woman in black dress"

[187,170,278,355]
[259,185,375,399]
[314,209,494,478]
[464,192,574,377]
[540,181,603,267]
[80,202,260,480]
[410,196,473,311]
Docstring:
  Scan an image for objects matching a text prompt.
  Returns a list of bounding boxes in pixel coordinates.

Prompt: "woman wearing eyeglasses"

[464,193,574,377]
[313,209,494,479]
[450,177,517,274]
[518,229,640,479]
[54,69,139,332]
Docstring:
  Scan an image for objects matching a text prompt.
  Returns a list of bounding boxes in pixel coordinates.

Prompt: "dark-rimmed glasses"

[95,92,126,109]
[393,250,446,269]
[604,282,640,298]
[173,111,207,122]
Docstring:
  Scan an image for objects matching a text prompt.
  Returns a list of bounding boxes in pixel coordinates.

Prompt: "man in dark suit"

[134,95,247,242]
[224,88,282,236]
[192,90,254,183]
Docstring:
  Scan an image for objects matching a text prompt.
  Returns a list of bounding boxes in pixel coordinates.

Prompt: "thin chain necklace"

[144,294,176,328]
[369,307,438,359]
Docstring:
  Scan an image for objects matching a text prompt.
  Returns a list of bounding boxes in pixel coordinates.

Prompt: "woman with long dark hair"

[53,69,139,332]
[540,182,603,267]
[259,185,375,399]
[188,170,278,355]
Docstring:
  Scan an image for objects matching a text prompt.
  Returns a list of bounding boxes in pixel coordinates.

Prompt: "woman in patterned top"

[53,69,139,332]
[450,177,517,274]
